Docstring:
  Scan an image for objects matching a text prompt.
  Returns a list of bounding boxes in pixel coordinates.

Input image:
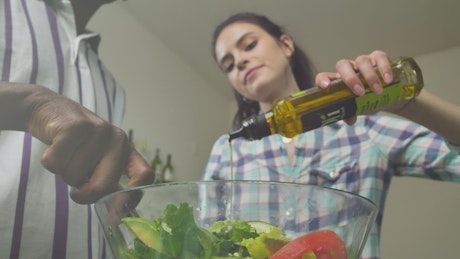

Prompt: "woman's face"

[214,22,296,104]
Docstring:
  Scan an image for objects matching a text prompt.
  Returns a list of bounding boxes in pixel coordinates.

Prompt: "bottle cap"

[228,114,271,141]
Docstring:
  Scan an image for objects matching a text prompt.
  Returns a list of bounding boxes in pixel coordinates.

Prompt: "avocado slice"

[121,217,164,253]
[245,221,291,257]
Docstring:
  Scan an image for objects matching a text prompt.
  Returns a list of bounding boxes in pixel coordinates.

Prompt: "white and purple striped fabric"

[0,1,125,258]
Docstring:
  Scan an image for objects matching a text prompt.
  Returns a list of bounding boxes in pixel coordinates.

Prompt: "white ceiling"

[119,0,460,99]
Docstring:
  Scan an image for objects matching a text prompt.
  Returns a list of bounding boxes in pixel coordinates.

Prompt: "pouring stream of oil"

[227,138,234,219]
[229,139,234,179]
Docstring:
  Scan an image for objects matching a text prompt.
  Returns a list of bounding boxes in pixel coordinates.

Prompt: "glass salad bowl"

[94,180,377,259]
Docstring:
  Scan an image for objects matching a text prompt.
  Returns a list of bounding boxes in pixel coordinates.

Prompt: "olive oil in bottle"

[229,56,424,141]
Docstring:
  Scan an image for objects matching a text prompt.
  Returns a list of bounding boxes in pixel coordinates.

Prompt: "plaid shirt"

[203,113,460,259]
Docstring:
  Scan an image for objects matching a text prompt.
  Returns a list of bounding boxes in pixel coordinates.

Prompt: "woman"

[203,12,460,259]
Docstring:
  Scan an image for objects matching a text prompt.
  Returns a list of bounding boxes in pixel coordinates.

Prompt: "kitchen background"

[88,1,460,258]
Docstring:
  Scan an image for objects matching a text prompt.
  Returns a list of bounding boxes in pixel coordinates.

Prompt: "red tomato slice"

[269,230,347,259]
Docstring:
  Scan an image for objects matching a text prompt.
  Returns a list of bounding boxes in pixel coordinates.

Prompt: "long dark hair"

[212,12,317,130]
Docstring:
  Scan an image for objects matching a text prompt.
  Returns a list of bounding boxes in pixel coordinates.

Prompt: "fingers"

[41,122,105,187]
[317,50,393,96]
[41,130,83,181]
[316,72,341,89]
[335,59,368,96]
[314,50,393,126]
[102,151,154,224]
[70,138,154,204]
[69,128,130,204]
[42,117,152,204]
[125,148,155,188]
[103,150,153,224]
[26,91,154,204]
[106,188,144,225]
[372,50,393,84]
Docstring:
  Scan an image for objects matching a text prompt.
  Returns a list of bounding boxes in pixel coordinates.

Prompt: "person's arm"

[0,81,37,131]
[395,89,460,145]
[315,50,460,145]
[0,81,154,203]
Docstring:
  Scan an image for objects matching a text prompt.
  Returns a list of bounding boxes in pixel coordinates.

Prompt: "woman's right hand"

[315,50,394,124]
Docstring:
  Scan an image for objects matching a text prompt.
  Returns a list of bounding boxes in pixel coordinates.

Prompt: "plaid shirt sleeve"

[366,115,460,182]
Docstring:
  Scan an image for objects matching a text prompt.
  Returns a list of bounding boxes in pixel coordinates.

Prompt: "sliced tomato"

[269,229,347,259]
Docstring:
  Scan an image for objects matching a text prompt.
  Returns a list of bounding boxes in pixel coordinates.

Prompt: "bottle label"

[299,82,406,131]
[300,99,356,132]
[355,82,405,114]
[164,170,173,181]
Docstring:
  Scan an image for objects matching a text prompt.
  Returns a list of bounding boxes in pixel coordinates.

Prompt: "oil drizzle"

[227,137,235,219]
[228,138,234,180]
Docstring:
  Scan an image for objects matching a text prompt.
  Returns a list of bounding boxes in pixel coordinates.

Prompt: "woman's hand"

[315,51,460,145]
[315,50,395,124]
[1,82,154,204]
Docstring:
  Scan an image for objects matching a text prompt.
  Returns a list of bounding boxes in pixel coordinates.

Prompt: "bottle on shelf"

[120,129,134,186]
[161,154,174,183]
[151,148,163,183]
[229,56,424,141]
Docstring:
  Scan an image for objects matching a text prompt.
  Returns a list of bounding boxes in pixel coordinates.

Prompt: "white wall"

[89,4,233,181]
[90,4,460,258]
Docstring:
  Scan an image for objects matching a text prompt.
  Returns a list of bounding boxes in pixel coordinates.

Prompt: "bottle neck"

[228,127,245,141]
[228,113,272,141]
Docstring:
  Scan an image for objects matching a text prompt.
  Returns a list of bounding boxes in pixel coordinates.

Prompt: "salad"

[120,203,347,259]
